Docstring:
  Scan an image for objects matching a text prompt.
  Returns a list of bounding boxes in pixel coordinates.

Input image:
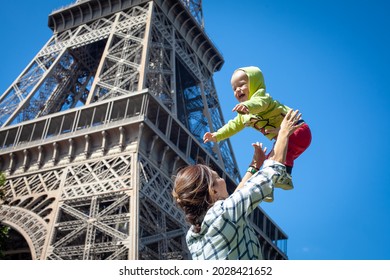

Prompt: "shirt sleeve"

[220,160,286,224]
[214,114,245,142]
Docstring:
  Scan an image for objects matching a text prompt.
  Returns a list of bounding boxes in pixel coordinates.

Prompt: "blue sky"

[1,0,389,260]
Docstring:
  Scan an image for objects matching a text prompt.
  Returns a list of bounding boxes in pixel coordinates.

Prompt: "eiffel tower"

[0,0,288,260]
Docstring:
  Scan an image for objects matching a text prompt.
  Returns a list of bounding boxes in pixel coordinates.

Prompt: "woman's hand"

[279,109,303,137]
[234,142,267,193]
[268,109,304,164]
[251,142,267,169]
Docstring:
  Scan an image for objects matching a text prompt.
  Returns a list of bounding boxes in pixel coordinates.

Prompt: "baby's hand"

[232,104,249,114]
[203,132,217,143]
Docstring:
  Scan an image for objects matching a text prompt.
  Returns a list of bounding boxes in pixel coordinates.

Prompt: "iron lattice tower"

[0,0,288,260]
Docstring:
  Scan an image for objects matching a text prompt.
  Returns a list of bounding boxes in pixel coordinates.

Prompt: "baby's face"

[231,70,249,102]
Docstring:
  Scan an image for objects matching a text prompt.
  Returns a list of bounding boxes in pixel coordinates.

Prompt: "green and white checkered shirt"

[186,160,286,260]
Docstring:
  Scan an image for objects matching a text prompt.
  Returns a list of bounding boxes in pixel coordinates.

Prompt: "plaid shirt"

[186,160,286,260]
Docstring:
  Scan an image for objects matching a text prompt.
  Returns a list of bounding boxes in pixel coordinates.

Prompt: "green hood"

[238,66,266,99]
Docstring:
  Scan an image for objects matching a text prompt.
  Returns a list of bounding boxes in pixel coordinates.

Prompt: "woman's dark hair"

[172,164,215,233]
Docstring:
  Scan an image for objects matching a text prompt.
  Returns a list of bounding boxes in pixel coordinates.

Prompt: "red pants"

[268,123,312,172]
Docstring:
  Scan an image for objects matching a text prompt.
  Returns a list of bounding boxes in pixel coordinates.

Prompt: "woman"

[173,109,303,260]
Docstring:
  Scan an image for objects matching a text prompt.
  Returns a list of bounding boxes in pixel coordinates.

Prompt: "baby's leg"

[285,123,312,169]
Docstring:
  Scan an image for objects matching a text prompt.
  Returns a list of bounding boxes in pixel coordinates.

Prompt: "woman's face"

[211,170,229,200]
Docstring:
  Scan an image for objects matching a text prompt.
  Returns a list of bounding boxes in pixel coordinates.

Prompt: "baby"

[203,66,312,202]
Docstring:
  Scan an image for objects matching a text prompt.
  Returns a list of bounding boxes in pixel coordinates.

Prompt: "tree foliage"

[0,172,5,200]
[0,172,9,259]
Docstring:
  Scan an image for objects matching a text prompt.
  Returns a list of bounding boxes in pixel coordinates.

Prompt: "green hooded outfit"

[215,66,290,141]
